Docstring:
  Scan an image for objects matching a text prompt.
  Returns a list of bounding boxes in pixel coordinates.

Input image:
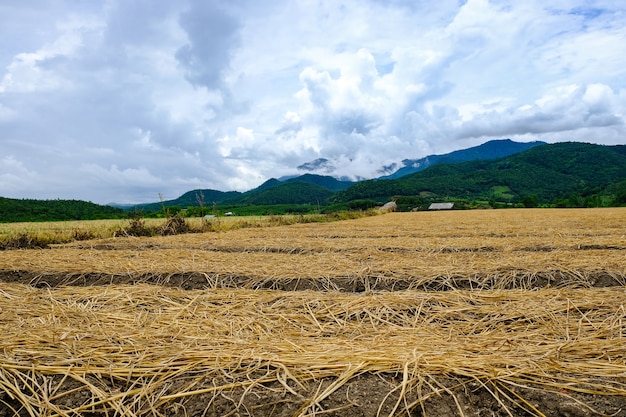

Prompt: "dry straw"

[1,284,625,415]
[0,208,625,415]
[2,209,625,289]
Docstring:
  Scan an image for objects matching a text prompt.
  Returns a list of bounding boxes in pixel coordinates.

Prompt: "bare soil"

[0,369,624,416]
[1,269,623,292]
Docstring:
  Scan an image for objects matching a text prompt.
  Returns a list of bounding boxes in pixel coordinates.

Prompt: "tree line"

[0,198,126,222]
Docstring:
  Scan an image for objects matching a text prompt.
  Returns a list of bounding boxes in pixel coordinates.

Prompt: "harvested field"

[0,208,625,416]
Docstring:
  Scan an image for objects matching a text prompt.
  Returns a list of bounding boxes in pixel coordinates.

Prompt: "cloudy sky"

[1,0,625,204]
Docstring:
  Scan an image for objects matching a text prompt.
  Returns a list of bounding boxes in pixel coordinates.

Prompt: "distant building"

[428,202,454,210]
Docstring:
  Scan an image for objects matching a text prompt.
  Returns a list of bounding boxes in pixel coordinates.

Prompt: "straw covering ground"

[1,208,625,416]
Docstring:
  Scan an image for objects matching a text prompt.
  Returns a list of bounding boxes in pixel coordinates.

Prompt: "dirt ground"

[1,268,624,292]
[2,374,624,417]
[0,349,624,416]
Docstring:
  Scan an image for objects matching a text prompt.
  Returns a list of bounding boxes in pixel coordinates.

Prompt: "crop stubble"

[0,208,625,416]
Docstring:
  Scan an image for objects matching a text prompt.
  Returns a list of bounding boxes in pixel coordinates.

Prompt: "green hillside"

[331,142,626,206]
[284,174,354,191]
[220,174,348,206]
[132,189,241,212]
[229,181,334,205]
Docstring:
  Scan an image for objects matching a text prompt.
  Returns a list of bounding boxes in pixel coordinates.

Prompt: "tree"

[521,194,538,208]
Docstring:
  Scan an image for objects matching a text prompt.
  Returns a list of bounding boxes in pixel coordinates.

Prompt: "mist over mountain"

[380,139,546,179]
[295,139,545,179]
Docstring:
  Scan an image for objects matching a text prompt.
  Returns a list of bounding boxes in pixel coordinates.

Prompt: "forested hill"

[223,174,353,205]
[331,142,626,206]
[285,174,354,191]
[228,181,334,205]
[129,174,354,210]
[0,198,125,222]
[131,189,241,212]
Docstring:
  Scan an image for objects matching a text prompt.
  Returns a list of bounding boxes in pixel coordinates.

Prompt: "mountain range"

[378,138,546,179]
[330,141,626,207]
[139,139,528,211]
[130,139,626,210]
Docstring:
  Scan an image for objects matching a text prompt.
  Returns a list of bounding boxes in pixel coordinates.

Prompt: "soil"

[0,370,624,416]
[1,269,623,292]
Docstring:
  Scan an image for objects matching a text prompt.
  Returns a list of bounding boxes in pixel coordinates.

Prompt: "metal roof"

[428,202,454,210]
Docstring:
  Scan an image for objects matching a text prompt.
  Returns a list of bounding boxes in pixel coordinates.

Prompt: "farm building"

[428,202,454,210]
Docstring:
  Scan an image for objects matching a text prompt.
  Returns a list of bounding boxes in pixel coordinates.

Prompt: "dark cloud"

[176,1,241,90]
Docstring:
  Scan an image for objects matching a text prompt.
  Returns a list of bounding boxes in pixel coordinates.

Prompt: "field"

[0,215,345,249]
[0,208,625,416]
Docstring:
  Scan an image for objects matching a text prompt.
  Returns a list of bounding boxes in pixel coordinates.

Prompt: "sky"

[1,1,625,205]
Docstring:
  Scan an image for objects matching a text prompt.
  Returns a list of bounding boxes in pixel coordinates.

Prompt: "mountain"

[131,189,241,212]
[129,140,546,210]
[249,178,283,194]
[133,142,624,209]
[225,174,351,205]
[331,142,626,205]
[297,158,335,173]
[285,174,354,191]
[125,175,351,210]
[229,181,334,205]
[380,139,547,179]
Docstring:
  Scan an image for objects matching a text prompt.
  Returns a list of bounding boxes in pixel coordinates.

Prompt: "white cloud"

[217,126,256,158]
[456,84,624,139]
[275,112,303,137]
[0,156,39,193]
[0,0,625,203]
